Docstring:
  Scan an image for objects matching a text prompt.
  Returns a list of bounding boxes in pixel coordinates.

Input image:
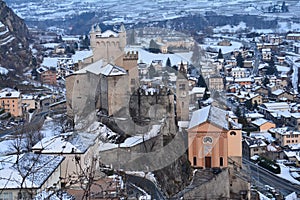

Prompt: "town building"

[269,127,300,146]
[32,132,100,184]
[242,136,267,159]
[206,74,224,91]
[251,118,276,132]
[0,90,22,117]
[0,153,64,199]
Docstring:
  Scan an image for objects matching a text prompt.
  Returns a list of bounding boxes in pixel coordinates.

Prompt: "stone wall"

[181,168,230,199]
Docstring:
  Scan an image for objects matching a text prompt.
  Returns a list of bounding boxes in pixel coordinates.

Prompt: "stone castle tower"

[90,23,126,63]
[176,61,189,122]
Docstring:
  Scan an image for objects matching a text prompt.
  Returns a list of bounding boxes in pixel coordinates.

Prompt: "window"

[131,78,135,85]
[287,140,290,143]
[77,80,79,84]
[287,135,290,138]
[193,157,197,166]
[292,140,294,143]
[220,157,224,167]
[0,191,13,200]
[179,84,186,90]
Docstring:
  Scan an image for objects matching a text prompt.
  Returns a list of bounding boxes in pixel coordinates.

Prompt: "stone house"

[66,60,130,118]
[231,67,247,78]
[286,33,300,41]
[32,132,100,185]
[0,153,64,199]
[251,118,276,132]
[206,74,224,91]
[242,136,267,159]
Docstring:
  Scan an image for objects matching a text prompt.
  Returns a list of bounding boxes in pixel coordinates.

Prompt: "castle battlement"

[123,51,138,60]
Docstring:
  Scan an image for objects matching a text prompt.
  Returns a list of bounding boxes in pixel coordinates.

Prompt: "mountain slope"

[0,0,32,75]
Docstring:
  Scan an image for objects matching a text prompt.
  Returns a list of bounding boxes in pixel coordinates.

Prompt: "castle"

[66,24,139,124]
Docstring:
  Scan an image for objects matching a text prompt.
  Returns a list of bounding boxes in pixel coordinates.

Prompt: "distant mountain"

[0,0,33,75]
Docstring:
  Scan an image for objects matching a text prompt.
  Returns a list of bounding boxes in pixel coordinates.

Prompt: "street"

[126,174,166,200]
[242,158,300,196]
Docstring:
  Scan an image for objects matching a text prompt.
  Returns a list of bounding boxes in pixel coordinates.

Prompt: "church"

[188,105,242,168]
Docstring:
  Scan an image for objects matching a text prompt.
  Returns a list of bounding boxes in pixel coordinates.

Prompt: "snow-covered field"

[5,0,300,25]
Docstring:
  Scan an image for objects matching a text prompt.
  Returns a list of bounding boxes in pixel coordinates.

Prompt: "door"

[205,156,211,168]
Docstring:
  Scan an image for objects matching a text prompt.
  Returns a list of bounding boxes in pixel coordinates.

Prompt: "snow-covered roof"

[99,124,161,151]
[231,67,246,72]
[75,60,127,76]
[0,153,64,189]
[272,89,284,96]
[72,50,93,63]
[32,132,99,154]
[0,66,8,75]
[245,112,264,119]
[41,57,58,68]
[267,144,278,152]
[125,46,190,66]
[269,127,300,136]
[260,102,290,112]
[252,118,272,127]
[189,105,230,130]
[250,132,276,143]
[291,113,300,119]
[189,87,206,95]
[244,137,267,148]
[0,91,20,99]
[234,77,253,82]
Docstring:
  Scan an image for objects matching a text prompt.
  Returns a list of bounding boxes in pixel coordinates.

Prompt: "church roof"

[188,105,229,130]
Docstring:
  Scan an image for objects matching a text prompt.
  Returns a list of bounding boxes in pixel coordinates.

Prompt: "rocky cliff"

[0,0,32,75]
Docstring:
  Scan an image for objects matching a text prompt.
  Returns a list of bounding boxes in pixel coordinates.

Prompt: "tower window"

[230,131,236,136]
[179,84,185,90]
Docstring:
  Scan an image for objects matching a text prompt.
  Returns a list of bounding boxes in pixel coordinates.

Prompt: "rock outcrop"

[0,0,32,75]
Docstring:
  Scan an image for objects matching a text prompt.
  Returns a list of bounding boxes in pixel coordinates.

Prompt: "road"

[0,108,66,138]
[242,158,300,196]
[126,174,166,200]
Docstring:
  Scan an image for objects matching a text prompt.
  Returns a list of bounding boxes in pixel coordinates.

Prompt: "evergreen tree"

[217,48,223,59]
[235,106,241,118]
[148,64,156,78]
[236,52,244,68]
[262,76,270,86]
[127,29,136,45]
[245,100,253,110]
[191,42,201,66]
[166,57,171,68]
[203,90,210,100]
[149,39,160,53]
[197,74,207,88]
[74,42,79,50]
[266,58,278,76]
